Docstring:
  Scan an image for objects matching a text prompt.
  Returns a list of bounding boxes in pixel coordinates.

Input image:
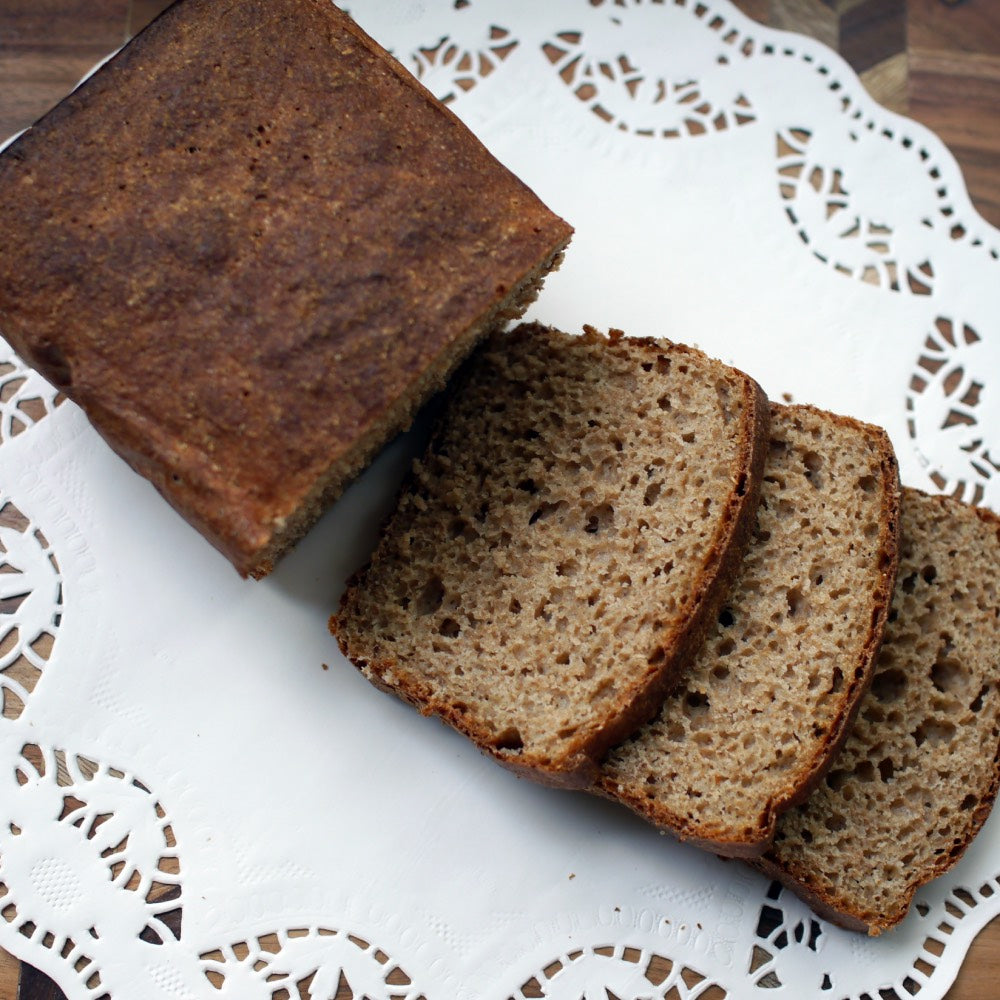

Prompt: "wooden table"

[1,2,999,998]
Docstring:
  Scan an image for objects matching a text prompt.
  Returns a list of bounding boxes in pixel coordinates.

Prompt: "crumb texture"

[601,404,899,852]
[764,488,1000,933]
[333,323,766,779]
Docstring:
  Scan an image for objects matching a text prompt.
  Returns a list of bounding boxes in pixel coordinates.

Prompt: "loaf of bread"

[332,323,769,786]
[759,488,1000,934]
[599,404,901,856]
[0,0,571,577]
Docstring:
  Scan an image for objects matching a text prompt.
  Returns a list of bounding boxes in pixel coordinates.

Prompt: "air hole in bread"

[683,691,710,718]
[872,668,907,703]
[438,618,460,638]
[584,503,615,533]
[853,760,875,783]
[931,656,968,694]
[494,727,523,751]
[913,718,957,747]
[786,586,803,617]
[416,577,444,616]
[803,450,822,479]
[824,812,846,832]
[826,769,849,792]
[529,501,562,525]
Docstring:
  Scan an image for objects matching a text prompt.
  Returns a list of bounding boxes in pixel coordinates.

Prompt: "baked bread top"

[599,403,901,855]
[760,488,1000,934]
[0,0,571,576]
[331,323,769,786]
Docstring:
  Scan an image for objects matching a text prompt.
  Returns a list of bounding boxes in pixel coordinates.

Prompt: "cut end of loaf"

[244,242,570,579]
[331,323,769,784]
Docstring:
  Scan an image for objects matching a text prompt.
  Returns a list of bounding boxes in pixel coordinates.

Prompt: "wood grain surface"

[1,2,999,998]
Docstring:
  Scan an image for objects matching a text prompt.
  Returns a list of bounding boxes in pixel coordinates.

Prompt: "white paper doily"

[2,1,999,997]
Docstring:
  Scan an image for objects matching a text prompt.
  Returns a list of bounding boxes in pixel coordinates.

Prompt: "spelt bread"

[759,488,1000,934]
[331,323,769,786]
[0,0,571,577]
[598,404,901,856]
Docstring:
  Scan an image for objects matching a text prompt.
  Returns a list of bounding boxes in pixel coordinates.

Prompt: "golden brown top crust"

[0,0,572,573]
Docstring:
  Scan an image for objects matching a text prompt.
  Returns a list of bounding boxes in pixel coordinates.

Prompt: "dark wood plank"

[0,0,128,139]
[839,0,906,74]
[907,0,1000,228]
[0,0,125,49]
[907,0,1000,57]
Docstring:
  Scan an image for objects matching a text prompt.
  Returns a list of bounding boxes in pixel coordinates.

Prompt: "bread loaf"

[332,323,769,786]
[0,0,571,576]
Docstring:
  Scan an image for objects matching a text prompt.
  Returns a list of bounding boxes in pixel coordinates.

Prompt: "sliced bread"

[331,323,769,786]
[759,488,1000,934]
[598,403,901,855]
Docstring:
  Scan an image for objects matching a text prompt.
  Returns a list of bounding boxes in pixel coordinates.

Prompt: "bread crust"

[758,490,1000,934]
[0,0,572,577]
[596,404,902,855]
[332,324,770,787]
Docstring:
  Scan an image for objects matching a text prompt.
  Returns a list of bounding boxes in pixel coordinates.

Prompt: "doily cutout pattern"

[0,738,182,996]
[200,927,425,999]
[907,317,999,506]
[0,0,999,998]
[0,348,64,443]
[539,20,756,140]
[752,876,1000,1000]
[406,24,517,106]
[0,497,62,721]
[776,127,935,294]
[507,944,725,999]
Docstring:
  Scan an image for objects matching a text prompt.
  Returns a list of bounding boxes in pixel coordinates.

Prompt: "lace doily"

[2,1,999,997]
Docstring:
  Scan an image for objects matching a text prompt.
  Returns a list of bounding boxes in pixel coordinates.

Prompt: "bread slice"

[331,323,769,786]
[0,0,571,578]
[597,404,900,854]
[758,488,1000,934]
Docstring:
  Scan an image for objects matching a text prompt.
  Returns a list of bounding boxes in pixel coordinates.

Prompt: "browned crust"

[0,0,572,578]
[750,853,872,934]
[331,326,771,788]
[593,403,901,854]
[757,489,1000,934]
